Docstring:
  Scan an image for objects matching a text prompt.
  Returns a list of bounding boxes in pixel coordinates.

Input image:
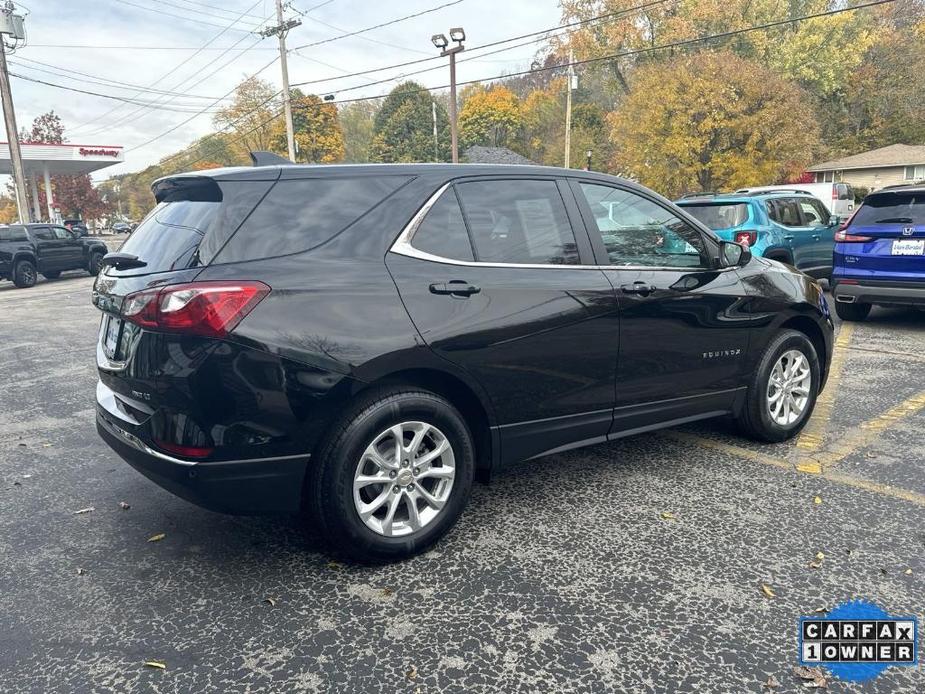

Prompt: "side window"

[411,188,474,261]
[800,199,830,226]
[455,179,579,265]
[52,226,70,239]
[214,176,411,263]
[31,226,54,241]
[578,183,708,268]
[0,227,9,241]
[771,198,803,227]
[8,225,27,241]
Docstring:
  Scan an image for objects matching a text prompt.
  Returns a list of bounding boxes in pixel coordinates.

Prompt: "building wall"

[815,166,910,191]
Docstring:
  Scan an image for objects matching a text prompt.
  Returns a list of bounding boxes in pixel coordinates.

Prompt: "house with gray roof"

[807,144,925,191]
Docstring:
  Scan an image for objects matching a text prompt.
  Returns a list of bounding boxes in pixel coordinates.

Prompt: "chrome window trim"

[390,181,736,272]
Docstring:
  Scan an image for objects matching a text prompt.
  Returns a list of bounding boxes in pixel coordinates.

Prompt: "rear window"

[213,175,411,264]
[115,201,218,275]
[680,203,749,230]
[852,192,925,226]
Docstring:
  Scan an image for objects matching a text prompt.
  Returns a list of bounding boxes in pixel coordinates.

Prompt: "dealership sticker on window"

[798,600,918,683]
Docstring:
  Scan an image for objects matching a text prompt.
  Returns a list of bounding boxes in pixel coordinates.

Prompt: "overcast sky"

[6,0,561,180]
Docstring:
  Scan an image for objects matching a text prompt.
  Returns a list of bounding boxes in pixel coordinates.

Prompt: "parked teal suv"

[676,191,840,279]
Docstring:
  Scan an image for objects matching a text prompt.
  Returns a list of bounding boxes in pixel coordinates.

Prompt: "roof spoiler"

[250,151,293,167]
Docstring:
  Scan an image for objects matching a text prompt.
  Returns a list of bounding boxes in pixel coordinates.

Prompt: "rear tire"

[88,252,104,276]
[834,301,870,322]
[12,259,36,288]
[305,387,475,563]
[42,270,61,279]
[737,329,820,443]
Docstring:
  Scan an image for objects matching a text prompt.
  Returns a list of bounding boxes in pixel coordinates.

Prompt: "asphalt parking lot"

[1,272,922,693]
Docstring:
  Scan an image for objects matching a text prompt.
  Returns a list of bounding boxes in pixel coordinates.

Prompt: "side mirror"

[829,214,840,226]
[721,240,751,268]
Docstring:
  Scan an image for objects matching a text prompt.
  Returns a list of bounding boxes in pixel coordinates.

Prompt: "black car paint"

[92,164,833,515]
[0,223,106,280]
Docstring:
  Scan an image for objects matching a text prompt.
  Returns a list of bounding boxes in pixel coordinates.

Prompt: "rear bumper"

[831,279,925,307]
[96,410,309,515]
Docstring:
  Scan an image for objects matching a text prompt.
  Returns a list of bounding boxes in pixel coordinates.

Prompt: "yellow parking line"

[666,431,925,508]
[813,390,925,469]
[795,323,854,454]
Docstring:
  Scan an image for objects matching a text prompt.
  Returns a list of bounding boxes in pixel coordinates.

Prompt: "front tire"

[737,329,820,443]
[305,388,475,563]
[834,301,870,322]
[12,259,37,288]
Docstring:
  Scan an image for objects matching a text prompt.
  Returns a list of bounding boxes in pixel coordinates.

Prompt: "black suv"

[93,162,833,561]
[1,223,108,287]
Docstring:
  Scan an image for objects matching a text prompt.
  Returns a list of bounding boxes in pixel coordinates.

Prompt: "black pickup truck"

[0,223,108,288]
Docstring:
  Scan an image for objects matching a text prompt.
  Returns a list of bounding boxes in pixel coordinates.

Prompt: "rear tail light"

[734,230,758,247]
[154,440,214,459]
[834,209,871,242]
[122,281,270,338]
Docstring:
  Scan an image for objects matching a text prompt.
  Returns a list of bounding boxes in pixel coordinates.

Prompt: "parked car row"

[676,183,925,321]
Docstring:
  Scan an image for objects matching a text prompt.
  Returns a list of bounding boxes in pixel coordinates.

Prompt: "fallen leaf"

[406,665,418,681]
[143,660,166,670]
[22,474,32,479]
[813,496,822,505]
[793,666,817,680]
[809,551,825,569]
[42,443,53,448]
[803,676,827,689]
[73,507,95,515]
[815,551,825,560]
[761,583,775,598]
[813,606,829,614]
[263,597,277,606]
[904,568,913,575]
[147,533,166,543]
[119,501,130,510]
[76,568,85,576]
[866,452,877,459]
[380,587,394,597]
[326,560,342,570]
[763,674,780,689]
[660,511,675,520]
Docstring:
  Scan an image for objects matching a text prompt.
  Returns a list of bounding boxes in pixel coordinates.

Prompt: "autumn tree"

[608,52,819,196]
[339,99,380,162]
[271,90,344,163]
[213,76,281,157]
[369,82,450,162]
[458,85,524,149]
[21,111,65,143]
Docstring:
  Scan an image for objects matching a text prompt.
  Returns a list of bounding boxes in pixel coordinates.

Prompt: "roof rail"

[678,191,720,199]
[249,150,293,167]
[878,182,925,192]
[743,189,814,196]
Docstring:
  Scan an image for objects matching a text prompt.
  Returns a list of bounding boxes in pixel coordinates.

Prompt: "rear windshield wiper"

[874,217,914,223]
[100,252,148,270]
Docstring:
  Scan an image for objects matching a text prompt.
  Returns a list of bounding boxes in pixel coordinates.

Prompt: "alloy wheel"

[352,421,456,537]
[766,349,812,426]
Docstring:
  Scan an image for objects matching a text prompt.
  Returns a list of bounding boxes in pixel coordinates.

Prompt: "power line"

[112,0,262,32]
[155,0,266,21]
[135,0,265,27]
[290,0,468,51]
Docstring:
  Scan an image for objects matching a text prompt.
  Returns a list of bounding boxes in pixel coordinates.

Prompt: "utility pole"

[564,50,576,169]
[261,1,301,162]
[432,28,466,163]
[432,101,439,162]
[0,1,28,222]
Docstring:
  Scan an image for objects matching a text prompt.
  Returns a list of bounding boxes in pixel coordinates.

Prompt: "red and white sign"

[78,147,120,157]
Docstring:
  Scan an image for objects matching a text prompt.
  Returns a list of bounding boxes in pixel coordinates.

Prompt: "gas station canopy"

[0,142,124,221]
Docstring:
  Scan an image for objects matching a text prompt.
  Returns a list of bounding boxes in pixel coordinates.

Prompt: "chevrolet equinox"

[93,160,834,562]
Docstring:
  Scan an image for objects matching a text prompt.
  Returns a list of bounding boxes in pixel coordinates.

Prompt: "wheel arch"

[353,367,497,477]
[763,247,794,265]
[779,314,829,390]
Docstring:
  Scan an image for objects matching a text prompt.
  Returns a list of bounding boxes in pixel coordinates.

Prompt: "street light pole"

[0,2,28,222]
[432,28,465,164]
[564,50,576,169]
[262,1,301,162]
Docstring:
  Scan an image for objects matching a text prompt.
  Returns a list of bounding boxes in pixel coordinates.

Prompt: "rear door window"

[214,175,411,263]
[455,179,579,265]
[798,199,829,226]
[852,192,925,226]
[0,226,27,241]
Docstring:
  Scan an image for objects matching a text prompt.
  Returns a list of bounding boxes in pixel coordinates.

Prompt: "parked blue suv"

[676,191,839,279]
[831,184,925,321]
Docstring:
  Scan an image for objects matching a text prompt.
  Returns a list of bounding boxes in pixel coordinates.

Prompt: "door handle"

[783,235,795,241]
[429,280,481,297]
[620,281,656,296]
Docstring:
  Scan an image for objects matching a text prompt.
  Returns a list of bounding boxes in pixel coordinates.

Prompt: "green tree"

[339,99,380,162]
[608,52,819,196]
[458,85,524,149]
[369,82,450,162]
